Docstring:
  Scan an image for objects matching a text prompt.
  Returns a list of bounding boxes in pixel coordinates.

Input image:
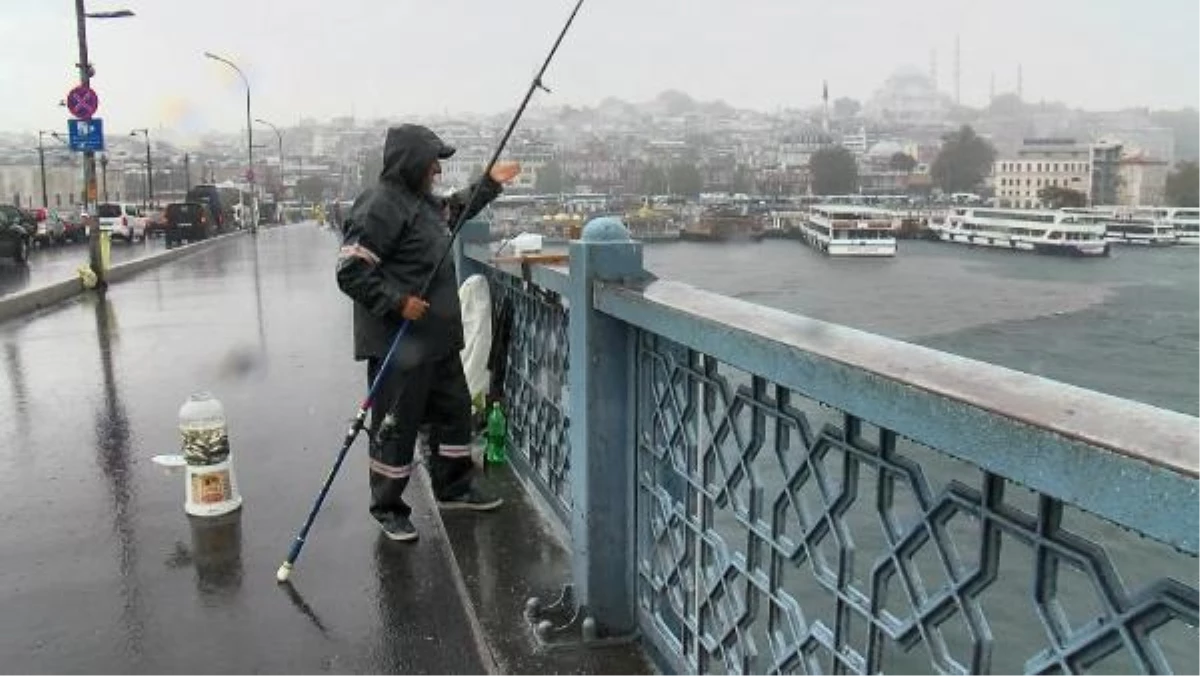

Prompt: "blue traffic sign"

[67,118,105,152]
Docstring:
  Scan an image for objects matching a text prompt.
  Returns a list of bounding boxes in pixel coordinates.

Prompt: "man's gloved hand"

[399,295,430,321]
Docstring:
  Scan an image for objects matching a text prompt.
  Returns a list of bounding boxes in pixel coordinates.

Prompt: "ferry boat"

[1103,215,1178,246]
[933,207,1108,257]
[1163,207,1199,245]
[798,205,897,257]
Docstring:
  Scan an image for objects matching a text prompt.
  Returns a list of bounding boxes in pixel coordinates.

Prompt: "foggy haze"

[1,0,1197,139]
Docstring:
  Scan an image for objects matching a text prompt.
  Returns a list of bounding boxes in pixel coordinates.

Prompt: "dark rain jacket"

[337,124,502,369]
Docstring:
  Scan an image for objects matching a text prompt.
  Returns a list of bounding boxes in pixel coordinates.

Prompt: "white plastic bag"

[458,274,493,413]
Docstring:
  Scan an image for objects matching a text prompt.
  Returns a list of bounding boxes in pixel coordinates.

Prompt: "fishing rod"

[277,0,586,584]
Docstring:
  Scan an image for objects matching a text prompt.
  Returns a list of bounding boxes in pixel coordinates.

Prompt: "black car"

[164,202,214,248]
[0,204,35,263]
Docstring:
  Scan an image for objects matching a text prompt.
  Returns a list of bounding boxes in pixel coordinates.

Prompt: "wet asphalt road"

[0,224,486,673]
[0,237,169,298]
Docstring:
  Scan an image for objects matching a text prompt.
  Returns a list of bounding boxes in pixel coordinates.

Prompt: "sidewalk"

[0,225,489,673]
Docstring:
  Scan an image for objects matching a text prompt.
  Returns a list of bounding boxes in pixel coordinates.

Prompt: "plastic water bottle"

[485,402,508,465]
[179,392,229,466]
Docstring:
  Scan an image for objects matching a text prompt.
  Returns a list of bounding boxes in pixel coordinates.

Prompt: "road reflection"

[90,292,145,661]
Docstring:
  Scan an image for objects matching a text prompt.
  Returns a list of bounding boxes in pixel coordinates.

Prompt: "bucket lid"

[151,454,187,468]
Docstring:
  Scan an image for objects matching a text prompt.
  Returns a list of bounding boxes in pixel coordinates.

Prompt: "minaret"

[1017,64,1023,100]
[930,49,938,89]
[954,35,961,106]
[822,80,830,133]
[990,72,995,103]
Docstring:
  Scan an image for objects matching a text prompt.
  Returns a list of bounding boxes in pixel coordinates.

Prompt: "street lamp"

[36,130,61,208]
[204,51,254,226]
[254,118,283,221]
[99,154,109,202]
[129,129,152,207]
[85,9,133,18]
[75,1,134,289]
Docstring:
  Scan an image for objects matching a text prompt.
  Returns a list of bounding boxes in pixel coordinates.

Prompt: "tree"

[535,160,567,193]
[640,165,668,195]
[833,97,861,119]
[889,152,918,173]
[668,162,703,197]
[931,125,997,194]
[731,165,754,194]
[1166,161,1199,207]
[1037,185,1087,209]
[809,146,858,195]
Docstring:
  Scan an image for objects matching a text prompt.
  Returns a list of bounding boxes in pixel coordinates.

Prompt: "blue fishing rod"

[277,0,586,584]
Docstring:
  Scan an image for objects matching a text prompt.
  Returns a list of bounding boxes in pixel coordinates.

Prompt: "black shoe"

[376,514,418,542]
[438,486,503,512]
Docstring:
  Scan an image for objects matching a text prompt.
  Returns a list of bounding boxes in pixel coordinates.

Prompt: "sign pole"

[75,0,104,289]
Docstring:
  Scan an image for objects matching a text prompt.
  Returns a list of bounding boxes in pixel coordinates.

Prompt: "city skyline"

[1,0,1197,138]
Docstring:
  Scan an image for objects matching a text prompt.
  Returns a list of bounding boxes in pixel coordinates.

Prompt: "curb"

[413,467,502,675]
[0,229,248,324]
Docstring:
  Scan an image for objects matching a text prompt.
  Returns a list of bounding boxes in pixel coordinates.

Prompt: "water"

[643,239,1199,415]
[635,239,1199,673]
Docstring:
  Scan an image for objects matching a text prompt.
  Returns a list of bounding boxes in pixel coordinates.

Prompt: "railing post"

[454,218,490,284]
[566,216,645,637]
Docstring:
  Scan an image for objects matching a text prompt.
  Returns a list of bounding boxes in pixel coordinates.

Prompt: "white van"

[96,202,147,242]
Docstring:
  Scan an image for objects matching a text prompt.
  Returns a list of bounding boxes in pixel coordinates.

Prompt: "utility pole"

[75,0,103,287]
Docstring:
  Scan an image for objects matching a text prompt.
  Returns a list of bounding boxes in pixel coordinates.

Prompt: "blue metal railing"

[482,265,573,524]
[457,218,1199,674]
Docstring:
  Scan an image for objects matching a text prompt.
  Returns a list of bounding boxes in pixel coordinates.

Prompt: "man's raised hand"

[489,161,521,184]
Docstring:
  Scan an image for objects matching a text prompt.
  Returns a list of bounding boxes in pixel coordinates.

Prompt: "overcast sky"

[1,0,1196,139]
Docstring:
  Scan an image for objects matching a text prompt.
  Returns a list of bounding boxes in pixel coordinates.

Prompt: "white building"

[993,138,1091,208]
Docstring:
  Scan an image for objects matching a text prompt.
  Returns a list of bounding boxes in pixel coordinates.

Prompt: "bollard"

[100,231,111,272]
[179,392,243,517]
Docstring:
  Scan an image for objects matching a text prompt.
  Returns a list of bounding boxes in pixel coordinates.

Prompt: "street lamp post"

[36,130,58,208]
[99,153,109,202]
[75,1,134,289]
[255,118,283,222]
[129,128,151,207]
[204,51,254,229]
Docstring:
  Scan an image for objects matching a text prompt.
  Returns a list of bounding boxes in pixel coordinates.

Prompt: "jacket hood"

[380,124,456,191]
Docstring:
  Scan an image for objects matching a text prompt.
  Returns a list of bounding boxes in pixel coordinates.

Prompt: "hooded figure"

[336,124,518,540]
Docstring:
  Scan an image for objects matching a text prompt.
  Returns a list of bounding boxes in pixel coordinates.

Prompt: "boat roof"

[811,204,896,216]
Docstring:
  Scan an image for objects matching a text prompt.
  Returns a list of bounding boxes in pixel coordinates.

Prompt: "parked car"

[164,201,214,248]
[61,211,88,243]
[96,202,147,242]
[31,208,68,245]
[0,204,34,263]
[144,208,167,238]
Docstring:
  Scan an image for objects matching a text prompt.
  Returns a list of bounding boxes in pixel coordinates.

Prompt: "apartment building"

[993,138,1090,208]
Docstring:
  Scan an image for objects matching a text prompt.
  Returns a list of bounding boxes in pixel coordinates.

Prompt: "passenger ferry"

[1104,215,1178,246]
[798,205,897,257]
[1163,207,1199,245]
[933,207,1108,257]
[1060,207,1177,246]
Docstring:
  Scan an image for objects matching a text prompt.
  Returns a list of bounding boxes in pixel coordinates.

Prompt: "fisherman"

[336,124,520,541]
